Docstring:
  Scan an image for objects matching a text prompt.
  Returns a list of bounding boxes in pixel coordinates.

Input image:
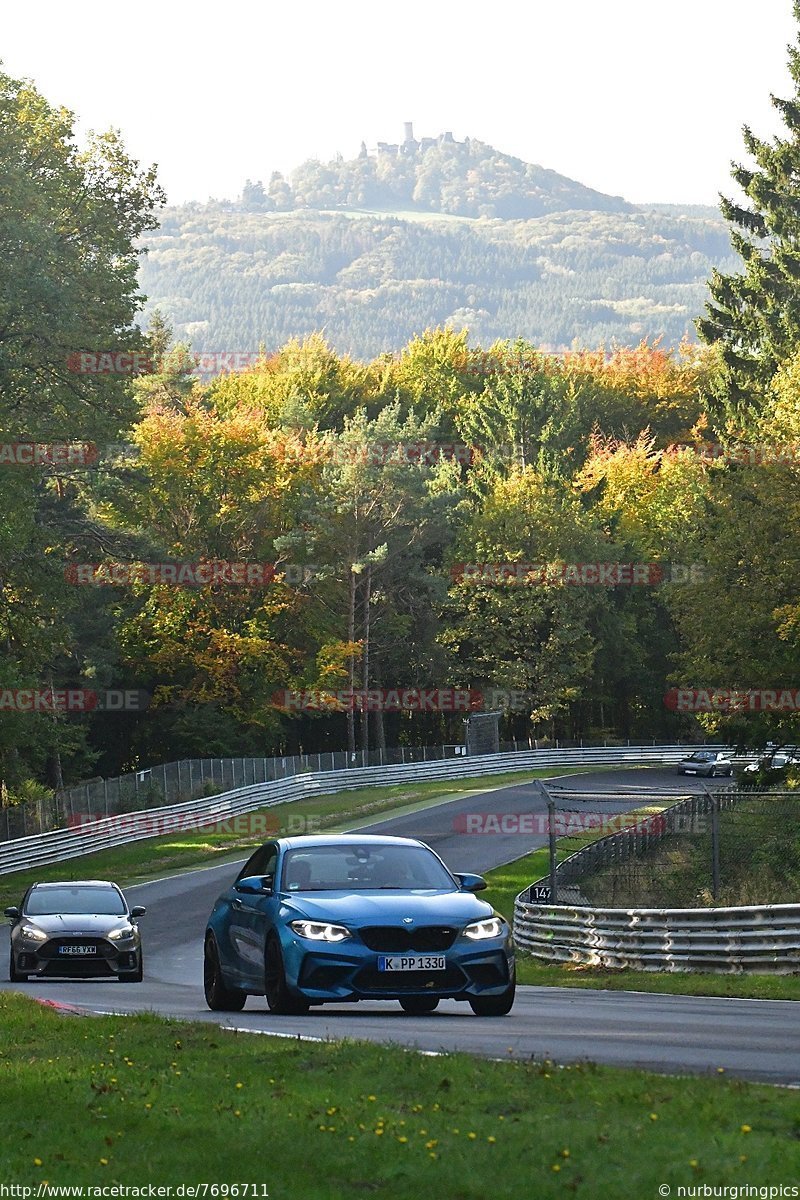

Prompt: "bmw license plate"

[378,955,446,972]
[58,945,96,956]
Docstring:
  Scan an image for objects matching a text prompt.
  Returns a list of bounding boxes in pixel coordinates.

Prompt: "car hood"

[280,889,496,927]
[22,914,130,935]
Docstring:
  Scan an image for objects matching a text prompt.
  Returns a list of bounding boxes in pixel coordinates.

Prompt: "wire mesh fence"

[539,787,800,908]
[0,744,477,842]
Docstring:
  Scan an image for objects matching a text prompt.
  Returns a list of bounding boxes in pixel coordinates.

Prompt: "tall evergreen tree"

[698,2,800,430]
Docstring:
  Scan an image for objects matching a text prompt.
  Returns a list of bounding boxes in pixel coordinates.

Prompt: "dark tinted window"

[281,844,454,892]
[26,886,126,916]
[237,843,278,881]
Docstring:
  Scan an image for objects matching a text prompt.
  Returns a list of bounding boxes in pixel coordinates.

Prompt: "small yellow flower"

[561,1148,570,1157]
[487,1136,496,1144]
[144,1103,152,1110]
[467,1132,477,1140]
[740,1155,748,1163]
[326,1107,337,1115]
[650,1113,658,1121]
[99,1159,108,1166]
[689,1160,699,1169]
[375,1129,384,1137]
[552,1164,561,1173]
[367,1095,376,1101]
[397,1136,408,1143]
[425,1140,438,1150]
[429,1153,437,1160]
[348,1136,355,1142]
[741,1125,752,1134]
[33,1159,43,1168]
[234,1111,241,1119]
[235,1082,243,1090]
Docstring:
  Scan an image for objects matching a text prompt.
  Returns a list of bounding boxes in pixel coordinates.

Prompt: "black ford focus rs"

[5,880,146,982]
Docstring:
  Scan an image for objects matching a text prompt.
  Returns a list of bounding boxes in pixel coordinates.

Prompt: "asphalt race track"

[2,767,799,1085]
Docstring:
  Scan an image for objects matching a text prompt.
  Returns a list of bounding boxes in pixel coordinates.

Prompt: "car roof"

[276,834,426,851]
[29,880,119,889]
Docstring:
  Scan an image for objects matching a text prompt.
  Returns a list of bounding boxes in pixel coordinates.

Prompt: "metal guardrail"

[513,783,799,973]
[0,744,716,877]
[512,897,800,974]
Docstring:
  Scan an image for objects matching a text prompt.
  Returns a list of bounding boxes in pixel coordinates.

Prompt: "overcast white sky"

[3,1,798,207]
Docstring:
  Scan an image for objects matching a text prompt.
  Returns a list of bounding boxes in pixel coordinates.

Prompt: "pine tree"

[698,2,800,429]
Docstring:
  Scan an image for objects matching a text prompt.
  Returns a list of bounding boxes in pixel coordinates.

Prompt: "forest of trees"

[138,130,735,359]
[5,17,800,804]
[140,198,735,360]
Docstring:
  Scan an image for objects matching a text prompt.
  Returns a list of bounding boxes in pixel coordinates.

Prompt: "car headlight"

[20,925,47,943]
[463,917,505,941]
[289,920,351,943]
[107,926,135,941]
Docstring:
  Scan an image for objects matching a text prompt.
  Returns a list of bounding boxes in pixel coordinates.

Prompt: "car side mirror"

[4,906,19,921]
[130,906,147,919]
[455,873,487,892]
[235,875,273,896]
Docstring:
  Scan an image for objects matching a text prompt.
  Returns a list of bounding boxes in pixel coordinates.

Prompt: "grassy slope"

[0,993,796,1195]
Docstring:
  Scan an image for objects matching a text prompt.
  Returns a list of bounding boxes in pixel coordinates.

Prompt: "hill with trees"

[138,131,736,358]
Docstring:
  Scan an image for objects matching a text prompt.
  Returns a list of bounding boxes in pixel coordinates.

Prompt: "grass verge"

[0,767,600,910]
[0,992,797,1195]
[482,848,800,1000]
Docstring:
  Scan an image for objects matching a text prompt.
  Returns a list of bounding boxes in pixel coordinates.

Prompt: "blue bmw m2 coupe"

[203,834,515,1016]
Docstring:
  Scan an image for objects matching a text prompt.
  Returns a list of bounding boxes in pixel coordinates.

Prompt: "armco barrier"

[0,745,719,877]
[512,897,800,974]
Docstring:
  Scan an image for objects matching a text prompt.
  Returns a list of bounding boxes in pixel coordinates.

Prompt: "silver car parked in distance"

[676,750,734,777]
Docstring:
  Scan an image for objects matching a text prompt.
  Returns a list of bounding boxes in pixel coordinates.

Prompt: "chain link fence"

[0,744,479,842]
[0,736,715,845]
[540,787,800,908]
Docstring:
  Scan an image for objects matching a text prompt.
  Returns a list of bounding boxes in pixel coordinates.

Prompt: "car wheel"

[118,953,143,983]
[204,935,246,1011]
[264,936,309,1015]
[9,948,27,983]
[468,974,516,1017]
[399,996,440,1015]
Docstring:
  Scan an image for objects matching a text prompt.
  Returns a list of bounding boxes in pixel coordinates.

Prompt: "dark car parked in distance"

[5,880,146,982]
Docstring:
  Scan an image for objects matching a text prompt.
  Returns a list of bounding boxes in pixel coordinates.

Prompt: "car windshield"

[687,753,713,761]
[281,844,455,892]
[25,886,126,916]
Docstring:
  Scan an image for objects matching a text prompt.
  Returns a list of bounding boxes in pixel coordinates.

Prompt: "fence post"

[705,784,721,901]
[540,781,558,905]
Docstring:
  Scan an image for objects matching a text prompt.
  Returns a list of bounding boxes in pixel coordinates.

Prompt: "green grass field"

[0,992,796,1196]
